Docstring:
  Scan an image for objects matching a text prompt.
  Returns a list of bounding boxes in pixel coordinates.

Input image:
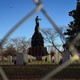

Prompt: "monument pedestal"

[36,56,42,61]
[28,46,48,61]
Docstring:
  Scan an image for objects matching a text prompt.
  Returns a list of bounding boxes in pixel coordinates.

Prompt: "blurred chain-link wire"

[0,0,80,80]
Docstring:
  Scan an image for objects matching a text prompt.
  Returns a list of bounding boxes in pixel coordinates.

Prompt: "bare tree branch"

[11,36,31,53]
[41,28,62,53]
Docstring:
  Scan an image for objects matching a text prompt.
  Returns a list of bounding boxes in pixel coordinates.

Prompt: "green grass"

[28,61,54,64]
[0,62,14,65]
[0,61,55,65]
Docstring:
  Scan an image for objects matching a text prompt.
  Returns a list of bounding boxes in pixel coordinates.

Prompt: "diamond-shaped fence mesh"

[0,0,80,80]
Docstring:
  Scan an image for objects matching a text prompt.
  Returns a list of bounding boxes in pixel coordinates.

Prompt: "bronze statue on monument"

[35,16,41,26]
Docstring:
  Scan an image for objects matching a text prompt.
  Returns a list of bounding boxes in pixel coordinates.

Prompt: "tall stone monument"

[28,16,48,61]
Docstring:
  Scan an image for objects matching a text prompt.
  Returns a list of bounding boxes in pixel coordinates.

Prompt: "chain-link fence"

[0,0,80,80]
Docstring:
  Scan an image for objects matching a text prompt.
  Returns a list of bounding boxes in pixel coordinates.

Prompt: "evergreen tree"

[64,0,80,41]
[64,0,80,52]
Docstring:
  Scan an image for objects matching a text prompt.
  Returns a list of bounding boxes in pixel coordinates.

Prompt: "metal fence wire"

[0,0,80,80]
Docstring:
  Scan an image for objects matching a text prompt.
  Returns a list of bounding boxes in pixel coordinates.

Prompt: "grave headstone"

[54,53,61,64]
[62,51,70,63]
[16,53,24,65]
[7,56,12,62]
[47,55,51,62]
[24,53,28,64]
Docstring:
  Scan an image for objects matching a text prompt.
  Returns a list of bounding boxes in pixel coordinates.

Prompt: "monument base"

[36,56,42,61]
[28,46,48,61]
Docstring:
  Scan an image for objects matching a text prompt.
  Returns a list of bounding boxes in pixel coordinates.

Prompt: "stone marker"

[16,53,24,65]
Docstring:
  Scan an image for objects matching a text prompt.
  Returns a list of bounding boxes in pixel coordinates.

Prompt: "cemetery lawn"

[0,64,80,80]
[0,62,14,65]
[28,61,54,64]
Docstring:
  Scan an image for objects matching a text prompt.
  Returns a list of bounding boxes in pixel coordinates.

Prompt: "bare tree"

[3,44,16,57]
[60,26,69,44]
[11,36,31,53]
[41,28,62,53]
